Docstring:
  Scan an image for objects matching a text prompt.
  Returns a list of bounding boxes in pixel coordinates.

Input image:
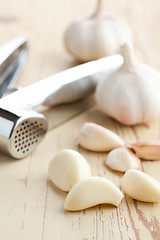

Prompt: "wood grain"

[0,0,160,239]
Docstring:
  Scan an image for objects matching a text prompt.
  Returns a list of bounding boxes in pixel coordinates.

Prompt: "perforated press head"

[0,107,48,159]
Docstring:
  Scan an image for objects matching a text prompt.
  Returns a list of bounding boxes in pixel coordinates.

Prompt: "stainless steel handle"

[0,36,27,65]
[0,54,123,110]
[0,36,28,97]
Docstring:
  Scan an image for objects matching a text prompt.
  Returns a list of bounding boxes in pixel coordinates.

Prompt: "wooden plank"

[0,0,160,239]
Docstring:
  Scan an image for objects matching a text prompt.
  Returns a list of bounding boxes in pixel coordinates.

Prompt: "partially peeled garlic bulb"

[96,43,160,125]
[64,0,133,62]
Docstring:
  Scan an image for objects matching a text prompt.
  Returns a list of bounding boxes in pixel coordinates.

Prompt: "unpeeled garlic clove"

[106,147,141,172]
[122,169,160,202]
[64,0,133,62]
[64,176,124,211]
[48,149,91,192]
[78,122,125,152]
[95,43,160,125]
[131,141,160,160]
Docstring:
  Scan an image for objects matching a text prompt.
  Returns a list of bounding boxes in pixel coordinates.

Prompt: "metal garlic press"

[0,37,123,159]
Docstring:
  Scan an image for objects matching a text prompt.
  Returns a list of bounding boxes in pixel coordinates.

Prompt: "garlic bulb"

[64,0,133,62]
[96,43,160,125]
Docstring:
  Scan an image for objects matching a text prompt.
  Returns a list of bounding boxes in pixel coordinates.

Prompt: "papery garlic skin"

[78,122,124,152]
[48,149,91,192]
[64,2,132,62]
[106,147,141,172]
[122,169,160,202]
[96,44,160,125]
[64,176,124,211]
[131,141,160,160]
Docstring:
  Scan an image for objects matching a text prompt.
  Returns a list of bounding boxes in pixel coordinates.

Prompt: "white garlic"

[48,149,91,192]
[64,176,124,211]
[64,0,132,62]
[106,147,141,172]
[96,43,160,125]
[78,122,124,152]
[122,169,160,202]
[131,141,160,161]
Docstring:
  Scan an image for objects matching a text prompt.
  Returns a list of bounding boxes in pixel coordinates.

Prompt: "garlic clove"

[95,43,160,125]
[64,176,124,211]
[64,0,133,62]
[48,149,91,192]
[106,147,141,172]
[131,141,160,160]
[122,169,160,202]
[78,122,124,152]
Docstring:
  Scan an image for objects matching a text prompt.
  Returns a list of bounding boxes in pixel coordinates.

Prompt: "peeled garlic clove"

[131,141,160,160]
[96,43,160,125]
[48,149,91,192]
[64,176,124,211]
[64,0,132,62]
[78,122,124,152]
[122,169,160,202]
[106,147,141,172]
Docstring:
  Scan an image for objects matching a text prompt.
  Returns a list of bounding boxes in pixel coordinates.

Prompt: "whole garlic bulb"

[64,0,133,62]
[95,43,160,125]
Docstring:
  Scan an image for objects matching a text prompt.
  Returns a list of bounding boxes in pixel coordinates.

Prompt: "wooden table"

[0,0,160,239]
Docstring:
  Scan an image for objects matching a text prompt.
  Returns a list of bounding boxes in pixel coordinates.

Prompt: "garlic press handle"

[0,36,27,97]
[0,55,123,109]
[0,36,27,65]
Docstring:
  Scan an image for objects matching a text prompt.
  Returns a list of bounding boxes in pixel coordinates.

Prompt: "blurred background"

[0,0,160,86]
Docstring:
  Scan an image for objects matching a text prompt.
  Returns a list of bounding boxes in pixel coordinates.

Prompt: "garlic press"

[0,42,123,159]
